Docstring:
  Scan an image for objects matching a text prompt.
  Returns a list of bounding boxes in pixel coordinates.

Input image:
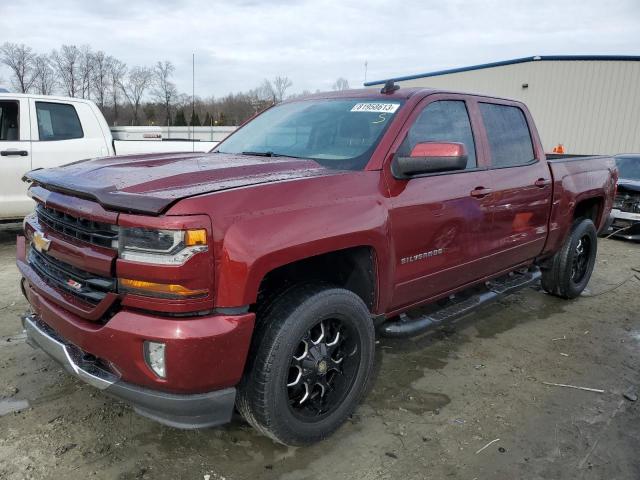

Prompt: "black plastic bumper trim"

[105,382,236,429]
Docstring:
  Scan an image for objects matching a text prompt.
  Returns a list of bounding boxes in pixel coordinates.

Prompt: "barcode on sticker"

[351,103,400,113]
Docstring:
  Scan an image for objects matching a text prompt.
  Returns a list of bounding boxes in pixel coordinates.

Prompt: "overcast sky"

[2,0,639,97]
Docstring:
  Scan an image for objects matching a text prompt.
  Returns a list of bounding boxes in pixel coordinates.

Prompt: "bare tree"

[33,55,57,95]
[120,66,153,124]
[52,45,81,97]
[92,51,112,109]
[0,42,37,93]
[332,77,350,91]
[109,59,127,125]
[254,80,275,103]
[78,45,94,99]
[272,76,293,102]
[151,60,178,126]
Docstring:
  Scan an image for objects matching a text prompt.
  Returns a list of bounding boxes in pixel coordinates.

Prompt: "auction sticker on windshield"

[351,103,400,113]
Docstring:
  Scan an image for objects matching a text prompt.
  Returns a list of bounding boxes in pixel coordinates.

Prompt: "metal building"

[365,55,640,155]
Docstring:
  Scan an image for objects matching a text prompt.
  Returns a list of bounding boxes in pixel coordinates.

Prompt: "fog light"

[144,341,166,378]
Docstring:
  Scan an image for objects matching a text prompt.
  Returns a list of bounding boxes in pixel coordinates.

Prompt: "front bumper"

[22,313,236,428]
[607,209,640,240]
[17,234,256,428]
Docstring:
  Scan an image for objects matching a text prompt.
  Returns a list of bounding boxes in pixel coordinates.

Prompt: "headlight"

[118,227,207,265]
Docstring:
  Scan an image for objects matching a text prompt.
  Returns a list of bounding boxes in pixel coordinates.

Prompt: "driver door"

[384,95,493,311]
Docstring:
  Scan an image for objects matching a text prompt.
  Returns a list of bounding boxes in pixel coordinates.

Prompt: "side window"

[36,102,83,141]
[399,100,477,169]
[0,101,19,141]
[479,103,535,167]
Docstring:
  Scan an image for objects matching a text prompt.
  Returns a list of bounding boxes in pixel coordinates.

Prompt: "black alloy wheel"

[286,318,361,421]
[236,283,375,446]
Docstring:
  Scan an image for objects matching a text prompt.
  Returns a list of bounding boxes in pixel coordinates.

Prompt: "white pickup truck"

[0,93,224,220]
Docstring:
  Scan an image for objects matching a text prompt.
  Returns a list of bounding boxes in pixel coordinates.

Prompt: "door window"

[36,102,84,141]
[479,103,534,167]
[399,100,477,168]
[0,101,19,141]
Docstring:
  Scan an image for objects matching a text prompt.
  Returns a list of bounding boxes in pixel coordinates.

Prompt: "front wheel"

[236,284,375,446]
[541,218,598,299]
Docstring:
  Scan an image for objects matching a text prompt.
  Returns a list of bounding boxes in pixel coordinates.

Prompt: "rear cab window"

[479,103,535,167]
[0,100,20,141]
[36,102,84,141]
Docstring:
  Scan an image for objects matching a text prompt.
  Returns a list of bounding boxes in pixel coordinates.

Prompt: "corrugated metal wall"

[373,60,640,155]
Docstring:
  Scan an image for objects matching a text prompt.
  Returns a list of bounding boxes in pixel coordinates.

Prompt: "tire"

[236,283,375,446]
[541,218,598,299]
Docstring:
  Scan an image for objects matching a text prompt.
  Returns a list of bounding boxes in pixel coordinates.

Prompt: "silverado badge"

[32,231,51,253]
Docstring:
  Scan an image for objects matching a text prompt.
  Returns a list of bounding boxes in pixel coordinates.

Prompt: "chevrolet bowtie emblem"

[32,231,51,253]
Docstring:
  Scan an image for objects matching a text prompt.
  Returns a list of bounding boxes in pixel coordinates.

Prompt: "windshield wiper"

[241,151,277,157]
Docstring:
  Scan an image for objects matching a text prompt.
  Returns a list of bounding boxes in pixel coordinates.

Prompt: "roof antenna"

[380,80,400,94]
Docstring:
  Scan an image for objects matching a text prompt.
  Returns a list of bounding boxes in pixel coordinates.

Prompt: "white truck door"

[0,98,33,220]
[30,99,108,170]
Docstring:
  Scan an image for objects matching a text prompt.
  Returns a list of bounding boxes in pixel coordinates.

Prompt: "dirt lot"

[0,223,638,480]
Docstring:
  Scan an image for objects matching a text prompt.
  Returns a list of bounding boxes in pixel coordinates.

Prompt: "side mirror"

[392,142,468,179]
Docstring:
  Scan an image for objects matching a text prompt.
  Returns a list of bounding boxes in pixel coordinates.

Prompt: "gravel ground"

[0,223,638,480]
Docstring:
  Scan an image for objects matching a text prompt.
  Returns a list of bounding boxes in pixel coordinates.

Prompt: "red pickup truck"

[17,85,617,446]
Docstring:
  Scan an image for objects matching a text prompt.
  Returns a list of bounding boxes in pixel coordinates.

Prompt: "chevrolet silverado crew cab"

[16,84,617,446]
[0,93,218,221]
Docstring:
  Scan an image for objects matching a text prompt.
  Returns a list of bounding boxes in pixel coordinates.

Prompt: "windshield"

[616,156,640,181]
[215,98,403,170]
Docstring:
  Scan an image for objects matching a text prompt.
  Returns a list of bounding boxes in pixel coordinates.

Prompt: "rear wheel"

[541,218,598,299]
[237,284,375,446]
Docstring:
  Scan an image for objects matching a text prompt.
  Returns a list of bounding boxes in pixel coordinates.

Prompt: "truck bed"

[542,153,617,255]
[546,154,610,161]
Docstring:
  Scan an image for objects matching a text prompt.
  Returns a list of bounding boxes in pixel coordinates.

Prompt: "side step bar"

[380,267,541,338]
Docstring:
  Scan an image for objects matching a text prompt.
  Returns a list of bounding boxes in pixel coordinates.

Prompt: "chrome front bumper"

[22,313,118,390]
[21,313,237,429]
[611,208,640,222]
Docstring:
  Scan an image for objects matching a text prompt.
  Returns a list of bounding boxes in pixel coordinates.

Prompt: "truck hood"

[617,179,640,193]
[25,152,342,215]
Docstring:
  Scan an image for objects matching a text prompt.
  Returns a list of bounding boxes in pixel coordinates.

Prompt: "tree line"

[0,42,351,126]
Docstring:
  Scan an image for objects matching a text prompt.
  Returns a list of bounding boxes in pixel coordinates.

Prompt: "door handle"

[1,150,28,157]
[534,178,551,188]
[470,187,492,198]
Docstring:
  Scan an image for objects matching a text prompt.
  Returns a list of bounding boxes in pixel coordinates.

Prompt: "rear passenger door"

[476,99,551,270]
[385,95,494,311]
[29,99,108,170]
[0,98,33,219]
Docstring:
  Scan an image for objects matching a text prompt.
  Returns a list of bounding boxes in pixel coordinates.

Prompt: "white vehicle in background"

[0,93,233,220]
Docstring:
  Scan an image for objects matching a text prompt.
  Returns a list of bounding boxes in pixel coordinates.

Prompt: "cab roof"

[0,92,96,104]
[284,87,436,102]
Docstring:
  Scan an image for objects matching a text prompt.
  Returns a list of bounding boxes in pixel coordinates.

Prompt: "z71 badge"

[401,248,444,265]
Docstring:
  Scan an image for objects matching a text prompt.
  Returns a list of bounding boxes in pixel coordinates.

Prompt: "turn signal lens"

[184,229,207,246]
[119,278,208,299]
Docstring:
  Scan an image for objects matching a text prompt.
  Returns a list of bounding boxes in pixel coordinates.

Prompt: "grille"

[28,248,116,305]
[36,204,118,249]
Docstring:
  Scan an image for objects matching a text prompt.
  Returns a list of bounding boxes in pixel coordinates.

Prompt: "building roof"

[364,55,640,86]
